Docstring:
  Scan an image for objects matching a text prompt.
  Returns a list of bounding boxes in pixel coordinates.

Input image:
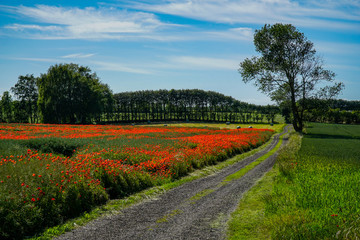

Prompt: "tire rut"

[56,126,289,240]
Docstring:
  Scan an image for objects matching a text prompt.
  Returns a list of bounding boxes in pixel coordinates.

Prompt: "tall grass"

[266,123,360,239]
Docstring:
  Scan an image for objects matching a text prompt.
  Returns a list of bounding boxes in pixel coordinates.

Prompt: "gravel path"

[56,126,289,240]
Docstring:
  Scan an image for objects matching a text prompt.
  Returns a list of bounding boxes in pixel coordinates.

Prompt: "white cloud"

[2,3,256,42]
[4,24,61,31]
[13,57,58,62]
[129,0,360,31]
[61,53,95,59]
[3,5,175,40]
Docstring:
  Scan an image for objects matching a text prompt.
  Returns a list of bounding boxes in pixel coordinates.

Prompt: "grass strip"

[30,125,285,240]
[223,131,285,183]
[188,188,216,204]
[156,209,183,224]
[226,128,299,240]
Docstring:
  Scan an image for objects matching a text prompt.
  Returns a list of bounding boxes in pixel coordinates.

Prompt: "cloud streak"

[1,4,257,42]
[61,53,95,59]
[129,0,360,31]
[1,1,359,43]
[2,5,176,40]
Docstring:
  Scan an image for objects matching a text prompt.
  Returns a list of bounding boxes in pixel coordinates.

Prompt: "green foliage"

[0,151,108,240]
[11,74,38,123]
[1,91,13,123]
[304,98,360,124]
[113,89,280,123]
[37,63,113,124]
[239,23,344,132]
[22,138,82,157]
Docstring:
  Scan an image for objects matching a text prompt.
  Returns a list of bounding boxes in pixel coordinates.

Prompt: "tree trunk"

[290,81,302,132]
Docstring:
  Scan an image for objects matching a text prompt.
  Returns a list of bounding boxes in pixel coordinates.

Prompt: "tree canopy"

[37,63,113,124]
[11,74,38,123]
[239,23,344,132]
[0,91,13,123]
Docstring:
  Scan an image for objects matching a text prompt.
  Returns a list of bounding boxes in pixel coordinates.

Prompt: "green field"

[228,123,360,239]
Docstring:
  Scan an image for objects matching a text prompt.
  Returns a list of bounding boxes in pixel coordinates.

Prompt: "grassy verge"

[226,127,298,240]
[29,125,285,240]
[228,123,360,239]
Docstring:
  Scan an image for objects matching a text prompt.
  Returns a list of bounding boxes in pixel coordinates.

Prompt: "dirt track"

[56,126,289,240]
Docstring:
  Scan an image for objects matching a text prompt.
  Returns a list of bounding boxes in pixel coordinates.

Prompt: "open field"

[228,123,360,239]
[0,123,275,239]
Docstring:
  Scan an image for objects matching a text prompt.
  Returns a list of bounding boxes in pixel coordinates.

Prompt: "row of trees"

[1,63,278,124]
[110,89,279,123]
[304,99,360,124]
[306,108,360,124]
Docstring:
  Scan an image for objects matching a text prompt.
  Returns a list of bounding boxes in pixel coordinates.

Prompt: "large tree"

[1,91,13,123]
[11,74,38,123]
[239,23,344,132]
[37,63,113,124]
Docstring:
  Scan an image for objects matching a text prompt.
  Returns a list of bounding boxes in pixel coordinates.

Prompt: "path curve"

[57,125,289,240]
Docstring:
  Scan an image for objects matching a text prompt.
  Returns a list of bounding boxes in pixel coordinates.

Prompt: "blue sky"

[0,0,359,105]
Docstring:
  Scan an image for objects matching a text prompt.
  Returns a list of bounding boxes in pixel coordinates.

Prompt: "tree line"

[304,99,360,124]
[1,63,279,124]
[110,89,278,123]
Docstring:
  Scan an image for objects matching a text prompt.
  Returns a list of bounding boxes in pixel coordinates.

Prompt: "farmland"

[228,123,360,239]
[0,123,274,239]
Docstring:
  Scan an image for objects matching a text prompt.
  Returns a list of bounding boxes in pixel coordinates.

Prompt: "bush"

[22,138,81,157]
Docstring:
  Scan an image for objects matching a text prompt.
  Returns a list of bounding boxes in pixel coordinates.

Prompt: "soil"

[56,126,289,240]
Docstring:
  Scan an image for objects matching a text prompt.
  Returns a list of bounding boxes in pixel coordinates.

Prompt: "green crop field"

[228,123,360,239]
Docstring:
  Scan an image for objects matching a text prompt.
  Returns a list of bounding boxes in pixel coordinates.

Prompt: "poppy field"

[0,123,273,239]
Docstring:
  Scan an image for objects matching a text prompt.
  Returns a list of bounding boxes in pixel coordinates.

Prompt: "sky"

[0,0,359,105]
